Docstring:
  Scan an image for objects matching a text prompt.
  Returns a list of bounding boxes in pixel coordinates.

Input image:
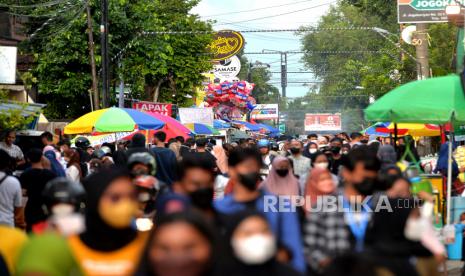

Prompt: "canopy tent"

[64,107,165,134]
[256,123,280,134]
[213,119,231,129]
[231,120,263,132]
[184,123,220,135]
[364,74,465,225]
[0,101,46,130]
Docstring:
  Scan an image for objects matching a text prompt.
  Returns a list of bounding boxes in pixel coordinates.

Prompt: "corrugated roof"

[0,101,46,117]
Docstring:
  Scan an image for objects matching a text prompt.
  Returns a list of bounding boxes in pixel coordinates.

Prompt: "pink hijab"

[305,168,336,207]
[212,145,228,174]
[261,156,299,197]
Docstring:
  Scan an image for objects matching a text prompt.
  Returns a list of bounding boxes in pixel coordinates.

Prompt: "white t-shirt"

[66,166,80,182]
[0,172,23,226]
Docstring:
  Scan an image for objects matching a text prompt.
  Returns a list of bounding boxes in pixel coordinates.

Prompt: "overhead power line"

[202,0,316,18]
[0,0,67,8]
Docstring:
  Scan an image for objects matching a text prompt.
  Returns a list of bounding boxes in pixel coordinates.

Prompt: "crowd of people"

[0,129,449,276]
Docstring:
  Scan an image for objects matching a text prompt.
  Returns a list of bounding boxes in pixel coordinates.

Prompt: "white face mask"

[314,162,329,169]
[309,148,318,154]
[404,217,427,241]
[232,234,276,265]
[51,204,74,216]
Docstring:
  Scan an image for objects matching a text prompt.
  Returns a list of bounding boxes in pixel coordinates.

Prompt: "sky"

[191,0,336,99]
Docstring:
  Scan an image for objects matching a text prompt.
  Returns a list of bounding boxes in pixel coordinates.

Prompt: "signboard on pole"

[305,113,342,132]
[213,55,241,80]
[397,0,464,23]
[207,30,244,61]
[179,107,214,126]
[0,46,17,84]
[133,102,173,116]
[250,104,279,120]
[278,124,286,133]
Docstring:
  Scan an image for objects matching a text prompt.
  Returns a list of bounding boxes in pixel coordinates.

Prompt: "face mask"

[238,172,260,191]
[341,151,349,155]
[404,217,427,241]
[309,148,318,154]
[331,146,341,155]
[232,234,276,265]
[99,199,138,229]
[290,147,300,154]
[151,256,207,276]
[314,162,329,169]
[353,177,377,196]
[132,168,149,176]
[52,213,85,237]
[275,169,289,177]
[189,187,214,210]
[51,204,74,216]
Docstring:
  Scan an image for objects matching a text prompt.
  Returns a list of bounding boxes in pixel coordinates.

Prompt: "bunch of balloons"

[204,80,257,120]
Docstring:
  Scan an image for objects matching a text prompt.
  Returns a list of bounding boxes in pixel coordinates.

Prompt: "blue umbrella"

[213,119,231,129]
[256,123,280,134]
[362,122,390,137]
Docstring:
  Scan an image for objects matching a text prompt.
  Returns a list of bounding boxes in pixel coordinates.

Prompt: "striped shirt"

[0,142,24,160]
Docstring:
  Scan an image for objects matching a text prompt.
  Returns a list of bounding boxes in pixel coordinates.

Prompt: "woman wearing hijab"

[303,142,319,159]
[44,150,66,177]
[17,167,148,276]
[134,211,216,276]
[261,156,300,197]
[304,168,336,212]
[215,210,301,276]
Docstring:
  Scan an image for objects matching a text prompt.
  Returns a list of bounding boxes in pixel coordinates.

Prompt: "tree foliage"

[0,90,37,130]
[20,0,213,119]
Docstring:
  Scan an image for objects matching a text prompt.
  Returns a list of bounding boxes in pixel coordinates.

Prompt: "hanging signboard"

[213,55,241,80]
[179,107,214,126]
[397,0,465,23]
[0,46,17,84]
[207,30,244,61]
[133,102,173,116]
[305,113,342,132]
[250,104,279,120]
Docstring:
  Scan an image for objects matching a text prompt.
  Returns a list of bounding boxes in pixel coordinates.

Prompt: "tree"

[0,90,38,130]
[19,0,213,119]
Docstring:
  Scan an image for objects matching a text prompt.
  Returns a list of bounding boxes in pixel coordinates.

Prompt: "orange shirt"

[68,232,148,276]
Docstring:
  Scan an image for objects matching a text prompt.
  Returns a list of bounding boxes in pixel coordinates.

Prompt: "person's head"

[0,149,12,171]
[128,152,157,176]
[175,136,185,144]
[42,177,86,217]
[305,168,336,205]
[195,138,208,149]
[173,155,216,210]
[350,132,362,142]
[64,149,80,165]
[154,131,167,145]
[317,136,329,146]
[82,168,137,230]
[271,156,292,178]
[289,139,303,155]
[228,211,276,265]
[306,142,319,155]
[377,144,397,165]
[311,152,330,170]
[330,138,343,156]
[58,139,71,153]
[341,144,351,155]
[131,133,146,148]
[86,146,94,156]
[26,148,43,164]
[139,212,214,276]
[168,138,178,146]
[341,146,381,196]
[185,138,195,147]
[4,130,15,146]
[228,148,262,191]
[386,176,411,199]
[257,139,270,155]
[307,134,318,142]
[75,136,90,150]
[40,131,54,146]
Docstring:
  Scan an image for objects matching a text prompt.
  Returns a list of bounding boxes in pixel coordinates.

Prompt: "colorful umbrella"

[64,107,165,134]
[376,123,441,137]
[214,119,231,129]
[362,122,391,137]
[184,123,220,135]
[146,112,192,140]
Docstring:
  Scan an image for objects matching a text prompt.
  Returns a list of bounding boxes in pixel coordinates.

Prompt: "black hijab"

[303,142,318,159]
[80,167,137,251]
[214,210,300,276]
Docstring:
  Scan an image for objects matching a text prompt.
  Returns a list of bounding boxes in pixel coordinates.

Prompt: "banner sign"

[397,0,464,23]
[207,30,244,61]
[213,55,241,80]
[0,46,17,84]
[179,107,214,126]
[72,131,136,147]
[250,104,279,120]
[305,113,342,132]
[133,102,172,116]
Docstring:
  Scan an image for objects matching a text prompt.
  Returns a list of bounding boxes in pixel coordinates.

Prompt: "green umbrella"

[365,75,465,124]
[365,74,465,226]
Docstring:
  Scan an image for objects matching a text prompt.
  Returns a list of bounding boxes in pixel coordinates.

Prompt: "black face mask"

[353,177,377,196]
[189,187,214,210]
[276,169,289,177]
[238,172,260,191]
[290,147,300,154]
[331,146,341,155]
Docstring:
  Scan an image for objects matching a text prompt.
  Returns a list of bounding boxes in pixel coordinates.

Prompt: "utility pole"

[414,23,430,79]
[100,0,109,108]
[86,2,99,110]
[280,52,287,98]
